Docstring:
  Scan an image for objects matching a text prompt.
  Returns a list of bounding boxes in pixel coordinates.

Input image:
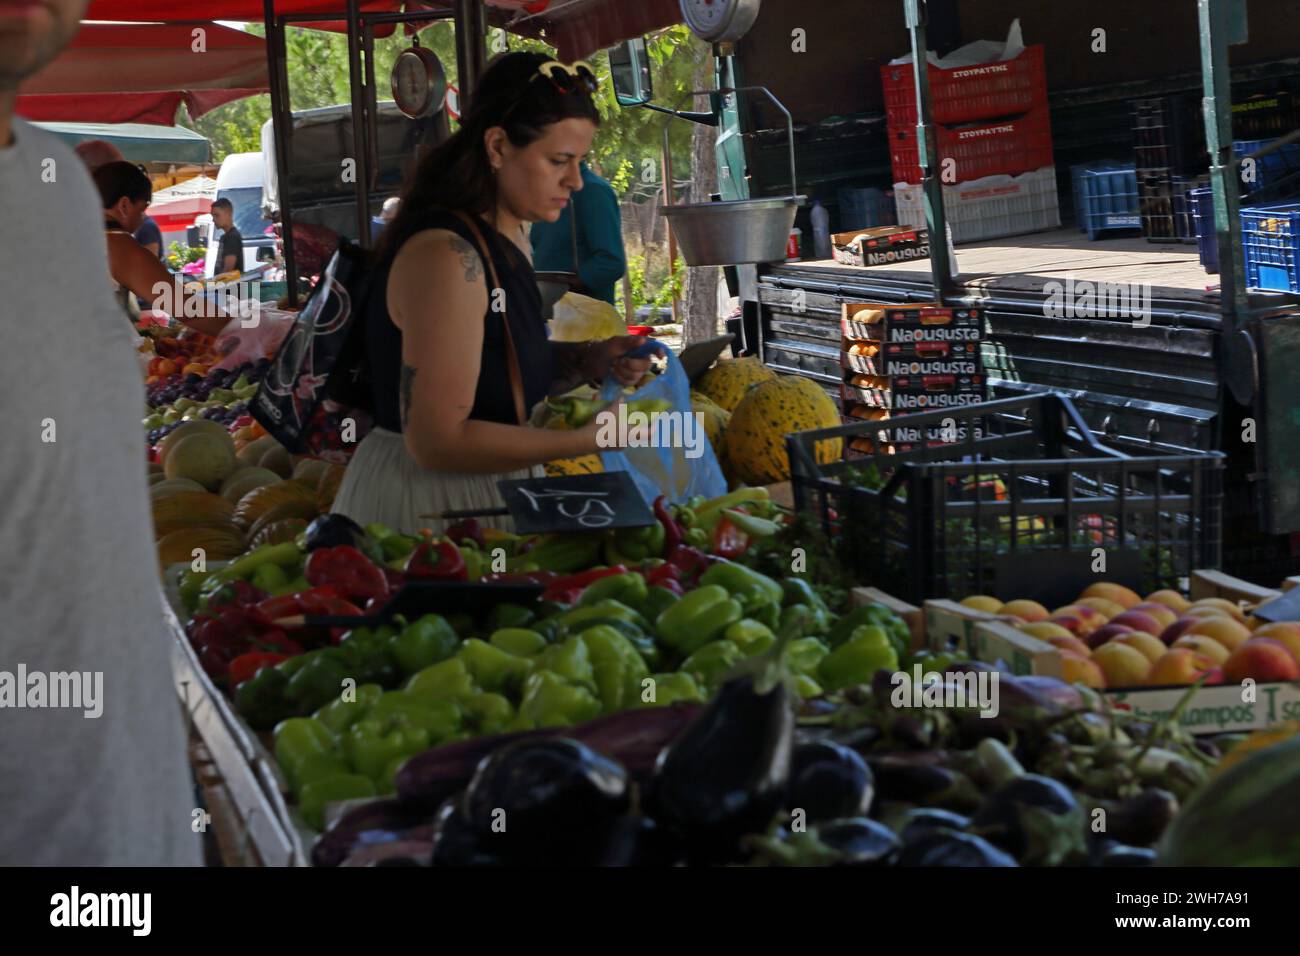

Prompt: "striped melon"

[157,526,247,567]
[218,466,282,504]
[544,455,604,476]
[152,491,236,537]
[695,356,777,413]
[722,375,842,484]
[233,480,318,531]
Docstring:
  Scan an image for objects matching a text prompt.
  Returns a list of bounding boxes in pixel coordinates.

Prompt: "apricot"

[1130,602,1178,630]
[1251,622,1300,664]
[1081,581,1142,610]
[1086,623,1135,649]
[960,595,1003,614]
[1145,589,1191,612]
[1075,596,1125,620]
[1060,653,1107,690]
[1093,642,1152,688]
[1147,648,1218,686]
[1114,632,1168,665]
[1021,621,1078,642]
[999,599,1050,623]
[1185,616,1251,653]
[1224,638,1300,684]
[1046,634,1093,658]
[1189,597,1247,624]
[1172,635,1230,666]
[1109,610,1164,638]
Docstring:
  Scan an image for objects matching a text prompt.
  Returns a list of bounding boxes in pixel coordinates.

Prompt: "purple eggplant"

[968,738,1087,865]
[594,815,684,867]
[865,752,982,812]
[788,741,874,822]
[460,738,631,865]
[429,798,501,867]
[815,818,901,866]
[893,807,972,843]
[310,797,435,868]
[1102,788,1180,848]
[898,827,1018,867]
[1102,844,1157,867]
[303,513,368,552]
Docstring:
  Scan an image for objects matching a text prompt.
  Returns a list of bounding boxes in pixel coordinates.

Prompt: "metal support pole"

[1198,0,1254,403]
[455,0,487,111]
[346,0,371,247]
[362,21,379,193]
[905,0,956,304]
[263,2,298,306]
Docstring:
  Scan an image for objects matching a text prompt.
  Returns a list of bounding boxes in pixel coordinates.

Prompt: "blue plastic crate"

[1241,201,1300,292]
[1071,161,1140,240]
[837,187,896,231]
[1190,187,1219,274]
[1234,139,1300,196]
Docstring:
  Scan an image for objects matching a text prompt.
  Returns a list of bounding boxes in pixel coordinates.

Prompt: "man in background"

[0,0,200,865]
[531,160,626,305]
[211,196,242,274]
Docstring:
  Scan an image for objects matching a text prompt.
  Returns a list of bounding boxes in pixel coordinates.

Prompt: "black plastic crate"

[1137,169,1205,244]
[1233,92,1298,140]
[787,394,1224,606]
[1132,95,1207,176]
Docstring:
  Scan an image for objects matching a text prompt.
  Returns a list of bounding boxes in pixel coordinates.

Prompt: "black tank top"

[366,209,551,431]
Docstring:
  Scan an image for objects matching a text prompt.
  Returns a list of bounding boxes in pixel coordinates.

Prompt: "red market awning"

[17,22,269,124]
[149,195,214,233]
[84,0,403,32]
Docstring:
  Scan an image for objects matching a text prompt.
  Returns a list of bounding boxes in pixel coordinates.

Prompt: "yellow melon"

[695,356,778,413]
[722,376,842,484]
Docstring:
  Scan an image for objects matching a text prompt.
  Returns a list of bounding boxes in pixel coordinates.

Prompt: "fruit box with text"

[831,225,931,268]
[841,302,984,344]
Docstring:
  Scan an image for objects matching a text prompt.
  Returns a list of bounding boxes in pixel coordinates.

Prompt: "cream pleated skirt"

[331,426,543,535]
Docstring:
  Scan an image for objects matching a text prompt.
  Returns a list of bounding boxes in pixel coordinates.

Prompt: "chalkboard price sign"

[497,472,657,535]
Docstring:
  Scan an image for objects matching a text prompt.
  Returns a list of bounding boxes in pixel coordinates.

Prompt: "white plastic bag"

[549,292,627,342]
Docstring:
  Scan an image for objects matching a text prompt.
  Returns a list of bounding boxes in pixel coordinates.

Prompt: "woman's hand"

[584,334,653,387]
[576,395,625,453]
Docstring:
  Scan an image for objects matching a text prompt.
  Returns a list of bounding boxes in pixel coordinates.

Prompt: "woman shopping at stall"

[331,52,649,532]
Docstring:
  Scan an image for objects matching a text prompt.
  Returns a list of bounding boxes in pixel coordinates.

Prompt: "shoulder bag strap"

[451,210,528,427]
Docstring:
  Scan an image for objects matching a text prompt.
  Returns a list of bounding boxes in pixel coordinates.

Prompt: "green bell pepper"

[388,613,460,675]
[513,533,603,573]
[699,562,784,615]
[793,674,824,699]
[679,639,744,691]
[486,602,537,632]
[603,523,666,564]
[234,666,293,730]
[694,486,770,533]
[818,624,899,691]
[683,527,710,550]
[489,627,548,657]
[250,562,290,594]
[457,638,535,694]
[577,571,648,610]
[556,599,651,634]
[284,649,354,714]
[578,625,650,714]
[344,714,431,783]
[637,671,705,707]
[179,569,214,613]
[313,683,384,736]
[654,584,743,656]
[518,670,602,728]
[535,636,596,692]
[405,657,479,702]
[298,774,377,831]
[462,693,515,735]
[273,717,337,792]
[381,533,420,563]
[461,546,488,583]
[641,586,680,623]
[725,618,777,657]
[336,625,399,687]
[824,606,878,649]
[781,578,833,635]
[785,637,831,678]
[197,541,303,607]
[369,691,461,744]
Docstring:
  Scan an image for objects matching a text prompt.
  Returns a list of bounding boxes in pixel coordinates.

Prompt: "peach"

[1046,634,1094,658]
[1200,667,1226,686]
[1060,654,1106,689]
[1251,622,1300,664]
[1147,648,1218,686]
[1108,611,1164,638]
[1159,617,1200,646]
[1189,597,1247,623]
[999,599,1050,623]
[960,595,1003,614]
[1093,642,1153,687]
[1146,589,1191,613]
[1182,605,1235,621]
[1185,616,1251,653]
[1050,604,1105,636]
[1021,621,1079,642]
[1224,638,1300,684]
[1075,596,1125,620]
[1172,635,1230,666]
[1130,602,1179,630]
[1114,632,1168,665]
[1081,582,1142,610]
[1086,623,1136,650]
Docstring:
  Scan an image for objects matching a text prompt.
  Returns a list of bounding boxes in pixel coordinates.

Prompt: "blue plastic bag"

[598,342,728,506]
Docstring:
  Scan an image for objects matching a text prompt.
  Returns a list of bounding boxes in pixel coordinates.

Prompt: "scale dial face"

[680,0,761,43]
[391,48,445,119]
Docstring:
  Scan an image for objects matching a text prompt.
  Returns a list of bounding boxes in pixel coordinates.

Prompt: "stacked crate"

[840,302,986,455]
[881,45,1058,242]
[1132,95,1208,243]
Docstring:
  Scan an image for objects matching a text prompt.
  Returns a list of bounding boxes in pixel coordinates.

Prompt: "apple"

[1158,617,1199,646]
[999,599,1050,623]
[1060,653,1106,689]
[1147,648,1218,686]
[1114,632,1168,665]
[1145,588,1191,612]
[1172,635,1230,666]
[1130,602,1178,630]
[1085,623,1135,650]
[1251,622,1300,664]
[1081,581,1142,610]
[1185,616,1251,653]
[1093,642,1152,687]
[1046,634,1093,658]
[1108,611,1164,638]
[1224,638,1300,684]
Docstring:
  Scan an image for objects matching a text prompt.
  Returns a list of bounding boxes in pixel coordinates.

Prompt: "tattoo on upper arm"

[448,236,483,283]
[400,363,417,427]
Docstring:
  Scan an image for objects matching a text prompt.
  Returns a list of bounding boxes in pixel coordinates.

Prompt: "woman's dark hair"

[378,51,600,264]
[93,160,152,208]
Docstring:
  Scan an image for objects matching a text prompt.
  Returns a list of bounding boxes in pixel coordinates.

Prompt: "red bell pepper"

[304,545,389,603]
[404,539,468,582]
[296,588,364,618]
[227,651,288,687]
[712,514,751,559]
[540,565,628,603]
[661,545,719,588]
[445,518,487,550]
[479,570,561,587]
[249,628,305,656]
[653,495,682,553]
[383,568,409,592]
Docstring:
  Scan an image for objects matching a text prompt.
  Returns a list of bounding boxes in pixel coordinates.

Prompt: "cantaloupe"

[218,466,282,504]
[158,419,229,468]
[722,375,842,484]
[236,434,276,468]
[150,477,207,499]
[163,431,238,491]
[259,443,294,479]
